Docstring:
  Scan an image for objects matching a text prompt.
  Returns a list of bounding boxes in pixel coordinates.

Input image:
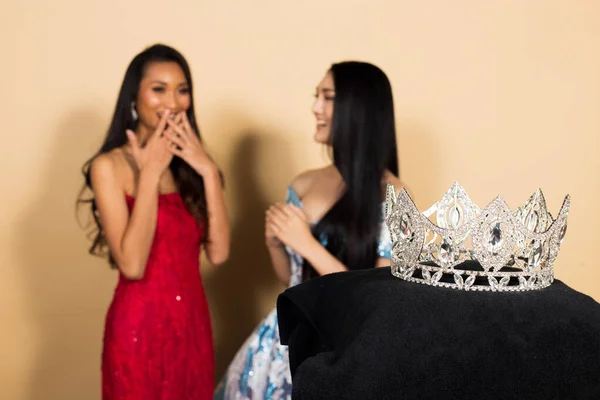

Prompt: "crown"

[384,183,570,292]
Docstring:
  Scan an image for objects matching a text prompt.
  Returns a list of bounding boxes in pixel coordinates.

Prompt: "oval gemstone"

[528,241,544,269]
[399,213,413,240]
[525,209,539,232]
[486,222,503,254]
[559,223,567,244]
[439,238,455,264]
[447,205,462,229]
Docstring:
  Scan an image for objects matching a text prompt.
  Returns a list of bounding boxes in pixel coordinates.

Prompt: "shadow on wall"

[204,115,297,381]
[15,108,115,400]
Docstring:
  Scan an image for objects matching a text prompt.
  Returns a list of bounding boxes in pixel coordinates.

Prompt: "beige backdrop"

[1,1,599,399]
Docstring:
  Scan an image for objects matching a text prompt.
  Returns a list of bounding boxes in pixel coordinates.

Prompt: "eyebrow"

[150,80,189,86]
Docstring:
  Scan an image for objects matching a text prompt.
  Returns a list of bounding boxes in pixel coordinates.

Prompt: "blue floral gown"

[215,186,392,399]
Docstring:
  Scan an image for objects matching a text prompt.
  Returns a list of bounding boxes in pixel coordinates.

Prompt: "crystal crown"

[384,183,570,291]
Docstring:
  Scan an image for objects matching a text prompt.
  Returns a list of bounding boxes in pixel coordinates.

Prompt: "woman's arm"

[163,112,230,265]
[297,238,348,275]
[91,154,161,280]
[265,201,292,285]
[91,116,174,279]
[267,245,292,286]
[200,167,230,265]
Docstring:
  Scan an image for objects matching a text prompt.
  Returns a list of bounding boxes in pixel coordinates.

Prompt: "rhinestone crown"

[385,183,570,292]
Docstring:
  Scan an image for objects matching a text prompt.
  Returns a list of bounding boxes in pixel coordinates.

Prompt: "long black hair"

[77,44,209,267]
[303,61,399,281]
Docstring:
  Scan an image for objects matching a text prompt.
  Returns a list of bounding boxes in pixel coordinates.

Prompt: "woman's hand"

[126,111,173,178]
[163,112,216,176]
[265,211,284,248]
[266,203,316,255]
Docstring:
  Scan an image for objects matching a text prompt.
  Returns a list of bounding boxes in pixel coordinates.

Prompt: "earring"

[130,102,138,121]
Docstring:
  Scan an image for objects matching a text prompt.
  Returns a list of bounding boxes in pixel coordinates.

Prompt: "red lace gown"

[102,193,214,399]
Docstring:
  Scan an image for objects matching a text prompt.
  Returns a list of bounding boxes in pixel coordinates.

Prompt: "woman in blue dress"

[215,61,406,399]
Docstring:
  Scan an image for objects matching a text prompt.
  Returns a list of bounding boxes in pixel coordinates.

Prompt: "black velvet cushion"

[277,266,600,399]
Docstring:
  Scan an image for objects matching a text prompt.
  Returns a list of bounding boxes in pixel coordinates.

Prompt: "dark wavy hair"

[77,44,209,267]
[303,61,399,281]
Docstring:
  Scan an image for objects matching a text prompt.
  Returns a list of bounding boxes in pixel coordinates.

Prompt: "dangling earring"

[131,102,138,121]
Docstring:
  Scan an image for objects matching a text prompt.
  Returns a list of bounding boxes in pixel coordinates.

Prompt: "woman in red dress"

[78,44,230,399]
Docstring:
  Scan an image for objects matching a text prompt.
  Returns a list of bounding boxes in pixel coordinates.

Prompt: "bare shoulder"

[90,153,115,178]
[290,166,331,198]
[90,148,127,190]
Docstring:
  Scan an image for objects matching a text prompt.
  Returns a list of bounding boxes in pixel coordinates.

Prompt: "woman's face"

[135,61,191,132]
[312,71,335,144]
